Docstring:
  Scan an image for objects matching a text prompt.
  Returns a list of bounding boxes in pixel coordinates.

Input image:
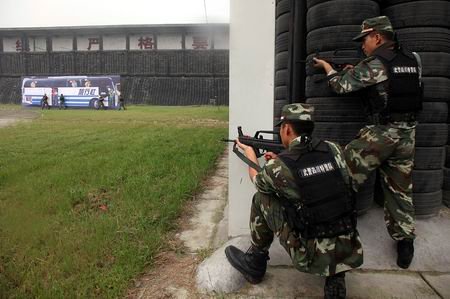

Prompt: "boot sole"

[225,247,264,284]
[397,258,413,269]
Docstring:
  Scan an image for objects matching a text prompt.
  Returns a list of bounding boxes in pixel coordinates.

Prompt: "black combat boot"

[397,239,414,269]
[225,245,269,284]
[324,272,346,299]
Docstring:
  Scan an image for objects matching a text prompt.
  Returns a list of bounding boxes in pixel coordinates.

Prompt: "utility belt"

[281,200,356,239]
[367,113,416,125]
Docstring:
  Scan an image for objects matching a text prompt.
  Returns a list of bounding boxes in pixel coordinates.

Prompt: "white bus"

[21,75,121,109]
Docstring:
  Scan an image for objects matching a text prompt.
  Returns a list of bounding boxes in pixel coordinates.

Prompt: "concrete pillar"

[228,0,275,237]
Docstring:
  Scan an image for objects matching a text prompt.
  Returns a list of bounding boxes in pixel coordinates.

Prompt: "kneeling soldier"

[225,103,363,299]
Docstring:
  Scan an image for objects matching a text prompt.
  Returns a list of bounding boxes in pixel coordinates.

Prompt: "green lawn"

[0,105,228,298]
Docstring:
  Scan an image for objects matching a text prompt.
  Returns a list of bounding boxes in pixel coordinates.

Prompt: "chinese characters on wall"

[138,36,154,49]
[192,36,209,50]
[1,32,225,52]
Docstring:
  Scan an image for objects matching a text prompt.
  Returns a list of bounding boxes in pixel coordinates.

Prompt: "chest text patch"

[298,162,336,178]
[391,66,418,74]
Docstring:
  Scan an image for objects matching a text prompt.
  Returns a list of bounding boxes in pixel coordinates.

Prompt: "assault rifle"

[222,126,284,171]
[301,48,364,82]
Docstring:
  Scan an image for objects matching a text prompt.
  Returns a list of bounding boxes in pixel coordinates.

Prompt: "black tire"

[275,51,289,71]
[443,167,450,190]
[396,27,450,53]
[275,69,288,87]
[419,52,450,78]
[306,0,380,9]
[443,190,450,208]
[383,1,450,29]
[416,123,448,147]
[305,49,363,76]
[307,0,379,32]
[446,145,450,168]
[306,25,361,55]
[413,191,442,218]
[276,0,291,17]
[381,0,410,6]
[89,98,98,109]
[275,86,288,101]
[416,102,448,123]
[306,97,366,122]
[276,13,291,36]
[422,77,450,102]
[274,99,290,118]
[412,169,443,193]
[276,32,289,54]
[414,147,445,170]
[313,122,365,145]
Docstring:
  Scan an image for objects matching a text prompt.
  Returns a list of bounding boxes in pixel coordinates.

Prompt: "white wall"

[29,36,46,52]
[214,31,229,50]
[2,36,21,52]
[157,33,182,49]
[103,35,126,50]
[229,0,275,237]
[52,36,73,51]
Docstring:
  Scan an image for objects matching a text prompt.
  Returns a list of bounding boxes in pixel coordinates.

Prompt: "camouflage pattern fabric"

[252,137,363,276]
[327,53,416,241]
[353,16,394,41]
[328,56,388,94]
[279,103,315,122]
[344,124,416,241]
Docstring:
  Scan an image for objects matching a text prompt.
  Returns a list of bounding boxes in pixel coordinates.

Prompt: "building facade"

[0,24,229,105]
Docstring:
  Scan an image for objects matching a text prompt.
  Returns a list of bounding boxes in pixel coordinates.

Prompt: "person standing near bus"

[97,94,106,110]
[118,96,126,110]
[59,94,67,110]
[41,93,50,110]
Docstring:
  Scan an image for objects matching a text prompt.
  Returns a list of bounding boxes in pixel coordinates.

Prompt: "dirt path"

[125,202,207,299]
[0,109,38,128]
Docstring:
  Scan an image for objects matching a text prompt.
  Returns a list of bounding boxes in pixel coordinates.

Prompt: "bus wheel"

[89,98,98,109]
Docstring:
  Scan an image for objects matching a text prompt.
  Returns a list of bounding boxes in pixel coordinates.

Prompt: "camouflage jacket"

[328,56,388,94]
[254,137,363,276]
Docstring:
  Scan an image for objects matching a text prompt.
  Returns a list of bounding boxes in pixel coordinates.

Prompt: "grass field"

[0,105,228,298]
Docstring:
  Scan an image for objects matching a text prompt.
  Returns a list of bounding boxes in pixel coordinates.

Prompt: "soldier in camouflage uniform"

[314,16,422,269]
[225,103,363,299]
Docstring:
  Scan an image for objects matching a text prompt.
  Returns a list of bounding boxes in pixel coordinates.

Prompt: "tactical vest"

[366,46,422,115]
[278,139,355,238]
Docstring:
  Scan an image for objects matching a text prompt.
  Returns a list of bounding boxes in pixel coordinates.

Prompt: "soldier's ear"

[285,123,294,136]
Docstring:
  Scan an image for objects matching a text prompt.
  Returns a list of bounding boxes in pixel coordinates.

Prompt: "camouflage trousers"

[250,192,363,276]
[344,123,416,241]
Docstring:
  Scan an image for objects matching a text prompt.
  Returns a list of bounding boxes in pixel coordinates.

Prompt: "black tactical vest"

[278,139,355,238]
[367,46,422,114]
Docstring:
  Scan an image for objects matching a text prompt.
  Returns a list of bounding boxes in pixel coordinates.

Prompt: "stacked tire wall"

[306,0,380,214]
[0,49,229,105]
[274,0,307,127]
[274,0,450,216]
[383,0,450,217]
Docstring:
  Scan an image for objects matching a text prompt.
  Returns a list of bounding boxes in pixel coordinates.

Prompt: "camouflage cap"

[353,16,394,41]
[275,103,314,126]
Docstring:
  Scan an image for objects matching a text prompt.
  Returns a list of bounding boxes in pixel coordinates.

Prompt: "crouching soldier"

[225,104,363,298]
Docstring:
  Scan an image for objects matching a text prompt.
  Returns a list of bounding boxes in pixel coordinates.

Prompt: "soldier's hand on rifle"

[343,64,354,71]
[264,152,277,161]
[235,139,253,153]
[313,57,335,75]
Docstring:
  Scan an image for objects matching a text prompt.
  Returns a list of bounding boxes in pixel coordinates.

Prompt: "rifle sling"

[233,143,263,172]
